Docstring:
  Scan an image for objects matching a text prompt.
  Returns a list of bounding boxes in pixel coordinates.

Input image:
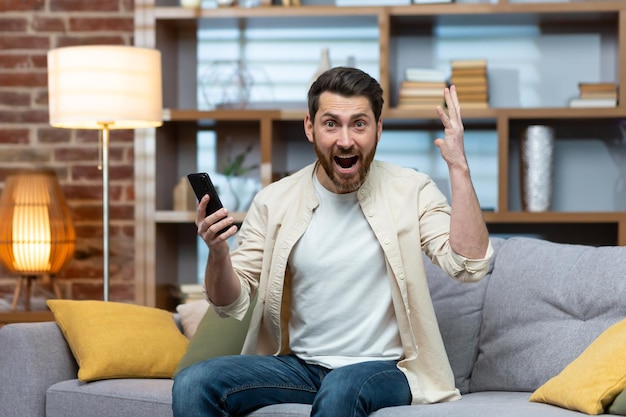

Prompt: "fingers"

[444,85,462,121]
[196,196,237,243]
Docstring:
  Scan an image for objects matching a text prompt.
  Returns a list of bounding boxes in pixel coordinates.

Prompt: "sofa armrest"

[0,321,78,417]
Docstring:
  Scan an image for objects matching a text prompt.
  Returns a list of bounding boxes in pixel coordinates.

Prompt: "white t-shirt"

[288,175,403,369]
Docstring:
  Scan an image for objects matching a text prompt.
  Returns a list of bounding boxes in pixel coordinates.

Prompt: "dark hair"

[307,66,384,123]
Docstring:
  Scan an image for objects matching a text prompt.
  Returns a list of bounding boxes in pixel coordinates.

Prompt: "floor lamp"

[47,45,162,301]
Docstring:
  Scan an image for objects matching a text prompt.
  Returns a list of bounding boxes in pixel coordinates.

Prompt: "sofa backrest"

[469,237,626,393]
[425,237,505,394]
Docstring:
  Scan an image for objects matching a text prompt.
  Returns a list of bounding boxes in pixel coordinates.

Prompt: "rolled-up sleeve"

[209,288,251,321]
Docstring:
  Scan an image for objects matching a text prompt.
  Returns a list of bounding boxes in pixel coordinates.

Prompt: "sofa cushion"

[530,317,626,414]
[470,237,626,393]
[174,296,257,376]
[176,299,210,338]
[425,237,504,394]
[246,392,592,417]
[46,378,173,417]
[609,389,626,415]
[47,300,189,382]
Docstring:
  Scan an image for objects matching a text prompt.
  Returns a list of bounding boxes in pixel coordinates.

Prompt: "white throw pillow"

[176,299,210,339]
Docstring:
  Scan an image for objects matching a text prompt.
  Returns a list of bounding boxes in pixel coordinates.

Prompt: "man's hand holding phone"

[187,172,237,242]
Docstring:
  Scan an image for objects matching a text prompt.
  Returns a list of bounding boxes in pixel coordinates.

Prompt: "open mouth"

[334,155,359,170]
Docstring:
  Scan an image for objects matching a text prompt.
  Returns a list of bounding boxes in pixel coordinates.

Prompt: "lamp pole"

[99,122,112,302]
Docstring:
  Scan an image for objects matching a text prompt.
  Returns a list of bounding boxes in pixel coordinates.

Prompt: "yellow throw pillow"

[47,299,189,382]
[530,318,626,415]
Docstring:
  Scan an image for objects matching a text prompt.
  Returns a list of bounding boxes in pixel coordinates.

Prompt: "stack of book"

[568,82,618,108]
[449,59,489,109]
[179,284,205,303]
[398,67,447,110]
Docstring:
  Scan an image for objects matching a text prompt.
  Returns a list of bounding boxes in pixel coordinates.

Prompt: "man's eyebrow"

[319,111,371,120]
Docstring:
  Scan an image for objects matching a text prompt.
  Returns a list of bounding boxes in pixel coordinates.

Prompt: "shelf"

[155,210,247,223]
[154,2,626,21]
[135,0,626,309]
[163,106,626,122]
[0,311,54,327]
[484,211,626,223]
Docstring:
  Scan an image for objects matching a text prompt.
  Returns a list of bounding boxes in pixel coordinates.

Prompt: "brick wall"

[0,0,136,308]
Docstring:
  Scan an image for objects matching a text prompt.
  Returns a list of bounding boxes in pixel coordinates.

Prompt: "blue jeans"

[172,354,411,417]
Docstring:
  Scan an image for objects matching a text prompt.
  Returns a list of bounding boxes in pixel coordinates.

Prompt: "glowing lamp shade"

[0,169,75,276]
[48,45,162,130]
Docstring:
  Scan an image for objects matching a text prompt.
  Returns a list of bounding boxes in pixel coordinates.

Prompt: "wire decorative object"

[200,60,274,110]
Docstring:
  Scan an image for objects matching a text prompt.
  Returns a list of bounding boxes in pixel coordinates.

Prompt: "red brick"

[54,147,99,162]
[37,127,72,143]
[32,17,66,32]
[0,146,51,163]
[55,35,127,48]
[63,184,106,200]
[0,108,48,124]
[0,17,28,32]
[0,54,32,69]
[110,204,134,221]
[0,72,48,88]
[0,0,44,12]
[50,0,120,12]
[0,128,29,144]
[69,17,133,32]
[31,54,47,68]
[0,91,31,106]
[0,35,50,50]
[0,108,49,124]
[34,90,48,105]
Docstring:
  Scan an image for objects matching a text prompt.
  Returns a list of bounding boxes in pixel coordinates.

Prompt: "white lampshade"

[47,45,163,130]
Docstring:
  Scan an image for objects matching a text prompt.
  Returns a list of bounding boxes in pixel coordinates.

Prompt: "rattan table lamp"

[0,169,76,311]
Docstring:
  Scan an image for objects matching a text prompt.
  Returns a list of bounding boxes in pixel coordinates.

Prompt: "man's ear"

[304,113,314,143]
[377,117,383,142]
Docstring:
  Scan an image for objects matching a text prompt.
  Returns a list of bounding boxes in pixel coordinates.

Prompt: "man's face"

[305,92,382,194]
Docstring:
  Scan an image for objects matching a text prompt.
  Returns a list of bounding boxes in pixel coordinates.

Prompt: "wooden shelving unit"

[134,0,626,309]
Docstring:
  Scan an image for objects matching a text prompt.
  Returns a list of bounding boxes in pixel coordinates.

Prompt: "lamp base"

[11,275,62,311]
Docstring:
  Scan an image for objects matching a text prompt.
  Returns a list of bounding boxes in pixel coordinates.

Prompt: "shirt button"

[384,239,390,245]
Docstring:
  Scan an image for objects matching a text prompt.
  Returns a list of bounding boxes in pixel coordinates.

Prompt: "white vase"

[520,125,555,212]
[309,48,331,88]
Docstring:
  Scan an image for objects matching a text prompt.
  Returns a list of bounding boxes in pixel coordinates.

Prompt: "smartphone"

[187,172,230,234]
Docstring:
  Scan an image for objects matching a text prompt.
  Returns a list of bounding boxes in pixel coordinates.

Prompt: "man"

[173,66,493,417]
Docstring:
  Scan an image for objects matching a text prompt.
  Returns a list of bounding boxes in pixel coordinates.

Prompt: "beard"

[313,132,377,194]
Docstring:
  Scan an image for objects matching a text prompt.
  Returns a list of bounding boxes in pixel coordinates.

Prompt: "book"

[405,67,447,83]
[454,84,488,94]
[568,97,617,108]
[400,80,448,89]
[399,88,445,97]
[580,90,618,99]
[397,102,444,110]
[398,97,444,106]
[459,101,490,109]
[578,82,617,93]
[451,59,487,69]
[450,75,488,86]
[456,92,489,102]
[450,67,487,77]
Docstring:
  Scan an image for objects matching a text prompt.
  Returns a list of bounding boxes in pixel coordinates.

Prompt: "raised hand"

[434,85,469,170]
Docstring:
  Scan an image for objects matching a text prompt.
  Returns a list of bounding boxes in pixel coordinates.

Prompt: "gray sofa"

[2,236,626,417]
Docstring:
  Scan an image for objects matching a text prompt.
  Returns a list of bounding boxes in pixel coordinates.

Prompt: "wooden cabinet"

[134,1,626,309]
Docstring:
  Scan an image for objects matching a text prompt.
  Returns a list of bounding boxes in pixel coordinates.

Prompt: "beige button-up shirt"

[215,160,493,405]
